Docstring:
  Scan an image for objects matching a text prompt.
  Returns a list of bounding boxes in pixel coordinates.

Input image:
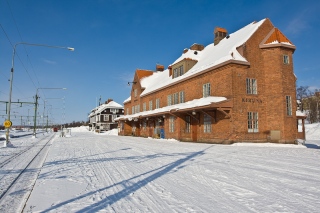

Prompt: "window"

[167,95,172,106]
[132,106,135,114]
[283,55,289,64]
[246,78,257,94]
[169,116,175,132]
[112,115,117,122]
[179,66,184,76]
[179,91,185,103]
[143,121,147,130]
[172,65,184,79]
[134,89,137,97]
[149,100,153,110]
[173,93,179,104]
[173,68,178,78]
[286,96,292,116]
[185,116,191,133]
[143,102,146,111]
[203,83,211,97]
[126,108,129,115]
[135,105,140,113]
[248,112,258,132]
[110,108,117,113]
[104,115,109,121]
[203,114,211,133]
[156,98,160,109]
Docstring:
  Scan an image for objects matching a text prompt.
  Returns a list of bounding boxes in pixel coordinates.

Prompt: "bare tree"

[296,86,309,111]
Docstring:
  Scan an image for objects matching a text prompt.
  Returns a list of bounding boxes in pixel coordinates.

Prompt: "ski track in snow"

[1,126,319,212]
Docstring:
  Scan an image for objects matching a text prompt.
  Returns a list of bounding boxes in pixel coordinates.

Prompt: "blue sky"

[0,0,319,124]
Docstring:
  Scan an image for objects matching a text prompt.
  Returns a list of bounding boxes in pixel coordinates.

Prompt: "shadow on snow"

[41,145,214,212]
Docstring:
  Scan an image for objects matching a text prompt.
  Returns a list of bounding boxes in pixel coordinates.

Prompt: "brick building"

[116,18,302,144]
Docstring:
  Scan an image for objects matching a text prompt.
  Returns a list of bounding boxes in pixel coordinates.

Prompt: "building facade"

[116,18,301,144]
[89,99,124,132]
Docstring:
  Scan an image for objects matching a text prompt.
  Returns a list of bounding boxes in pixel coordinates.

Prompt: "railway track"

[0,133,56,212]
[0,134,51,168]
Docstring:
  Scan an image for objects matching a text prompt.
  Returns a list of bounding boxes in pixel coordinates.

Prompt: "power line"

[5,0,41,88]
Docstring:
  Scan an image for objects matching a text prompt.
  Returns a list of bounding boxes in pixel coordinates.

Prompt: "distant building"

[116,18,304,143]
[88,99,124,132]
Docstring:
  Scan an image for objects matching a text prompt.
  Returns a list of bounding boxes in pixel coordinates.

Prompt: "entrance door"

[148,121,154,137]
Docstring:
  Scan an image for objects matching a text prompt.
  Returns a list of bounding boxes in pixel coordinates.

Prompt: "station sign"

[3,120,12,128]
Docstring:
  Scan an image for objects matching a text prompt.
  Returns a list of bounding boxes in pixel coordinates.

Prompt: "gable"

[260,28,296,50]
[136,70,153,80]
[265,28,293,45]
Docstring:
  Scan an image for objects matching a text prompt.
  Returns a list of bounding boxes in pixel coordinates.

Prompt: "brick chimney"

[214,27,227,45]
[105,98,113,104]
[190,43,204,51]
[156,64,164,71]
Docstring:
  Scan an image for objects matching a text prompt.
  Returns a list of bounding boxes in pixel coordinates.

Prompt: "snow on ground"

[1,124,320,212]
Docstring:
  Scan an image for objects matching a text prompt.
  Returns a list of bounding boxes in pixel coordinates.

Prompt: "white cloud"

[285,9,311,35]
[42,59,57,64]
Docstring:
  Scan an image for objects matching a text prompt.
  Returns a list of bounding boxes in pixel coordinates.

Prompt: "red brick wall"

[122,19,297,144]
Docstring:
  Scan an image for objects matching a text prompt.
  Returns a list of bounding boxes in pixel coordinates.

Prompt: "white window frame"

[203,83,211,97]
[110,108,117,113]
[173,93,179,104]
[156,98,160,109]
[134,105,139,113]
[104,115,109,121]
[203,114,211,133]
[248,112,259,133]
[179,91,185,103]
[283,55,289,64]
[167,95,172,106]
[179,65,184,76]
[173,68,178,78]
[143,102,146,112]
[286,96,292,116]
[246,78,257,94]
[149,100,153,111]
[132,106,135,114]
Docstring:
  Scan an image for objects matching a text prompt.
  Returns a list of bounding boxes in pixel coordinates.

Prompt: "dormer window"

[173,65,184,78]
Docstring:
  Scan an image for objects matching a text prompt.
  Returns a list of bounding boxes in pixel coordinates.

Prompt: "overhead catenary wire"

[5,0,42,89]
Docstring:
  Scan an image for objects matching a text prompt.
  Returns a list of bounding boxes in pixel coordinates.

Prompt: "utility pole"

[46,115,49,133]
[33,94,39,137]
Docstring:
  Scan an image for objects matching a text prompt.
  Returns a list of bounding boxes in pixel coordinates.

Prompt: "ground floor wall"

[118,107,298,144]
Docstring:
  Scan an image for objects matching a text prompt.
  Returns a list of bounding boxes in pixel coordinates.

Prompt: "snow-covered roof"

[123,96,131,104]
[296,111,307,117]
[116,96,227,121]
[89,101,123,117]
[171,49,200,66]
[138,19,266,97]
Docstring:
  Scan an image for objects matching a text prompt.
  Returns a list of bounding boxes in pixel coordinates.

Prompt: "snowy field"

[1,124,320,212]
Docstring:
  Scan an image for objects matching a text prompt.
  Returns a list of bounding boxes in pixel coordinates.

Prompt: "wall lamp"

[128,81,137,86]
[192,111,197,115]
